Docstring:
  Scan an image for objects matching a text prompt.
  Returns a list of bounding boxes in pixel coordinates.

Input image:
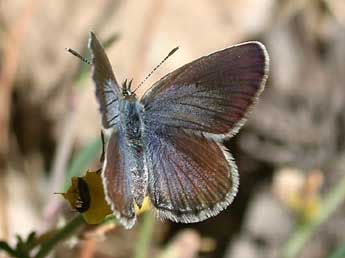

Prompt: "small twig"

[34,215,85,258]
[282,171,345,258]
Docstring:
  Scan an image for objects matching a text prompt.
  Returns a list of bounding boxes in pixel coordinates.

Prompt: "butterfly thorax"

[119,95,141,140]
[119,96,147,208]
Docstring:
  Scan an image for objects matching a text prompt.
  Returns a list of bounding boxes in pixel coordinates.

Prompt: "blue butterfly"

[87,32,269,229]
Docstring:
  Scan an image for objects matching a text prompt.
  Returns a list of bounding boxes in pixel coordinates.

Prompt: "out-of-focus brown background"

[1,0,345,258]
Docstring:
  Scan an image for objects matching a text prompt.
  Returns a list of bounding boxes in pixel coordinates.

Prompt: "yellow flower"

[61,170,112,224]
[60,170,151,225]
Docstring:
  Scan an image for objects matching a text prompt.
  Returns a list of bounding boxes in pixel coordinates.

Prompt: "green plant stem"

[35,215,84,258]
[133,211,155,258]
[0,241,30,258]
[282,174,345,258]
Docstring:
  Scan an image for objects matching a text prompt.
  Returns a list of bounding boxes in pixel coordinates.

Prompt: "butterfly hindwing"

[141,42,269,139]
[89,32,121,129]
[143,129,238,222]
[102,130,136,228]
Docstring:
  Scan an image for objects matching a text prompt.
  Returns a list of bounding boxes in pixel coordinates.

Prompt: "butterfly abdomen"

[119,98,147,208]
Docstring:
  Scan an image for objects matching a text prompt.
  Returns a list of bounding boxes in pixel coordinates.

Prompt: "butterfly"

[86,32,269,229]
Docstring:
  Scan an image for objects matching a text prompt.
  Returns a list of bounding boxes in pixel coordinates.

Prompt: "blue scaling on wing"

[89,32,121,129]
[141,42,269,140]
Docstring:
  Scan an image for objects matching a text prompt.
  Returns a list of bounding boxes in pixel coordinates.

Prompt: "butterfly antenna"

[65,48,91,65]
[132,46,179,93]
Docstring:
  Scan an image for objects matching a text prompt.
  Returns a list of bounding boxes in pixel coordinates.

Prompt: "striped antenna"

[65,48,91,65]
[133,46,179,93]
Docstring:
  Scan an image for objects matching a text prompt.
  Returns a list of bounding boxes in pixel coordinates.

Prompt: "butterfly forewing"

[141,42,269,139]
[89,32,121,129]
[103,130,136,228]
[143,129,238,222]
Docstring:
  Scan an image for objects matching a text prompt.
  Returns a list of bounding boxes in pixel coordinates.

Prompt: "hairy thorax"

[119,95,142,141]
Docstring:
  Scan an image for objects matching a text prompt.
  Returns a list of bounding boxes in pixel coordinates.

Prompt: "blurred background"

[1,0,345,258]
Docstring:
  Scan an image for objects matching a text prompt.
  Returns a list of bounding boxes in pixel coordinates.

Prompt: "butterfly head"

[122,78,135,98]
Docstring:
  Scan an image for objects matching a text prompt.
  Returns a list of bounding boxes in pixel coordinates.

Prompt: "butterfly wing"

[143,130,238,222]
[141,42,269,222]
[141,42,269,139]
[89,32,121,129]
[102,130,136,228]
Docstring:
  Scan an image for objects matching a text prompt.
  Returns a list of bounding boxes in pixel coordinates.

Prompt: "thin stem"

[282,173,345,258]
[35,215,85,258]
[0,241,30,258]
[133,211,155,258]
